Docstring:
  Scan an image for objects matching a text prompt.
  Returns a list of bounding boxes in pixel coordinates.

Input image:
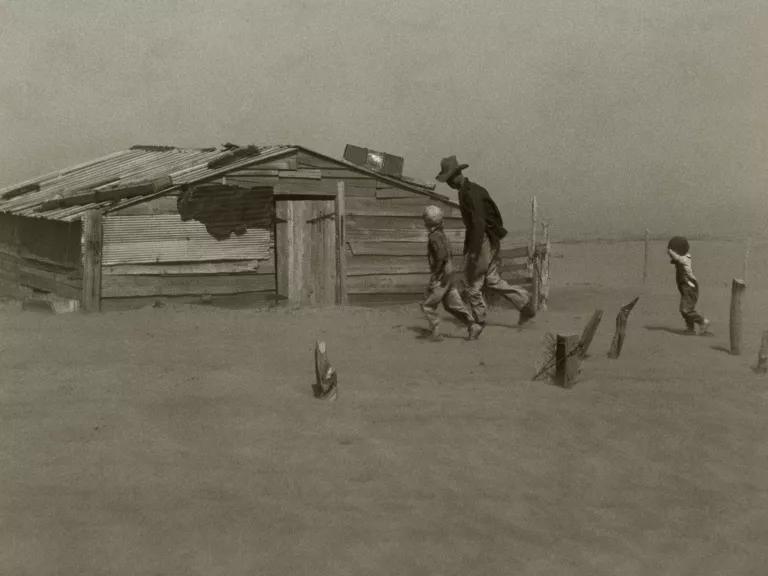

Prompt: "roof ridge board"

[130,144,218,152]
[294,146,449,201]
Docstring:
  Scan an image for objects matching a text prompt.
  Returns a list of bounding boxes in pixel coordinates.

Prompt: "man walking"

[436,156,536,338]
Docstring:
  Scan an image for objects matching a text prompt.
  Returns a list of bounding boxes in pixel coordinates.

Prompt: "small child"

[668,236,710,335]
[420,205,481,341]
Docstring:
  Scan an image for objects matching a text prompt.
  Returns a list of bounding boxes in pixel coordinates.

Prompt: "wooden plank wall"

[0,213,82,299]
[103,191,276,302]
[292,149,539,305]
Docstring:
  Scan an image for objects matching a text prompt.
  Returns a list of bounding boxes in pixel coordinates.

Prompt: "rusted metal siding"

[102,215,273,265]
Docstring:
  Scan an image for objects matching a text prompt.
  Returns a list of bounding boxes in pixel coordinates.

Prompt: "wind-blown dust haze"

[0,0,765,239]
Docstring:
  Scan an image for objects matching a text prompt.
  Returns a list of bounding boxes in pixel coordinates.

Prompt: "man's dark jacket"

[457,178,508,257]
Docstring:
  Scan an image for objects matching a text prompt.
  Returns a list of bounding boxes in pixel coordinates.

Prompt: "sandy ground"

[1,240,768,575]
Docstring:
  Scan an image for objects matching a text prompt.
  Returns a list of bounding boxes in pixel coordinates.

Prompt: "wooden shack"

[0,144,549,311]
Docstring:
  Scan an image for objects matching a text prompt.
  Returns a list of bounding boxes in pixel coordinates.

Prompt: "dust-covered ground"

[1,240,767,575]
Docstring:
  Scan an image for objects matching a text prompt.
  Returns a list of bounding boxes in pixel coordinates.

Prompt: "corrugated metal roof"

[0,143,450,222]
[0,145,294,222]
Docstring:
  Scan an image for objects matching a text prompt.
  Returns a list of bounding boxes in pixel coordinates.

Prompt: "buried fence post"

[730,279,746,355]
[313,340,338,400]
[579,310,604,359]
[608,297,640,359]
[756,330,768,374]
[555,334,580,388]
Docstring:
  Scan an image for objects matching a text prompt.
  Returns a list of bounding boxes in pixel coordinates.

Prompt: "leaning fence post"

[730,279,746,355]
[579,310,604,359]
[608,297,640,359]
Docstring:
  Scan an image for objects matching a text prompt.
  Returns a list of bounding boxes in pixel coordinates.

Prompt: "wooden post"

[80,209,103,312]
[539,221,550,310]
[530,196,537,257]
[643,229,650,284]
[531,250,540,311]
[756,330,768,374]
[578,309,604,358]
[335,181,347,305]
[608,297,640,359]
[730,279,746,355]
[314,340,338,400]
[555,334,580,388]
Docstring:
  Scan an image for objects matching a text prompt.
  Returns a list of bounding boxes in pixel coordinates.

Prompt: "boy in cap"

[435,155,537,338]
[420,205,481,341]
[668,236,711,335]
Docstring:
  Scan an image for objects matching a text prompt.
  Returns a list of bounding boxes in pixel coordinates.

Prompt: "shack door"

[275,199,337,305]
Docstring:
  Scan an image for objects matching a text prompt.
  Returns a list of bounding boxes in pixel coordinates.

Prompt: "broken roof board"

[0,144,452,223]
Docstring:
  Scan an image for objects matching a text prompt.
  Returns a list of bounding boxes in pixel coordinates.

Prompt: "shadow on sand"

[644,324,696,336]
[406,326,467,341]
[710,345,732,355]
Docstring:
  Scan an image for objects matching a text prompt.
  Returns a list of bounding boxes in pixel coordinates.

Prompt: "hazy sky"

[0,0,765,239]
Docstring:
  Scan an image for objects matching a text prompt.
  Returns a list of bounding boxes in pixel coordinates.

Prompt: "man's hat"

[435,155,469,182]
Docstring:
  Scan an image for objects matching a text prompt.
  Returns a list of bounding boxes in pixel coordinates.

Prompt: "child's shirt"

[426,225,453,285]
[669,251,698,290]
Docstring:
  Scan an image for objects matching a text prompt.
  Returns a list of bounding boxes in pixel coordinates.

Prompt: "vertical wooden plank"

[531,252,540,311]
[81,209,103,312]
[295,201,307,304]
[530,196,537,257]
[555,334,580,388]
[275,201,292,301]
[730,278,746,355]
[540,221,550,310]
[335,181,348,305]
[324,199,336,304]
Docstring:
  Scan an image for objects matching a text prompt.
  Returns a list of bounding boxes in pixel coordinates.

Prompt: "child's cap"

[422,205,443,226]
[668,236,690,255]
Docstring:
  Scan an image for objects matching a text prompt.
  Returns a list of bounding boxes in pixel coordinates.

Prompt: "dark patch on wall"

[177,185,274,241]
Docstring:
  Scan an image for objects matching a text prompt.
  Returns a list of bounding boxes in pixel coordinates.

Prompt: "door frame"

[274,193,341,306]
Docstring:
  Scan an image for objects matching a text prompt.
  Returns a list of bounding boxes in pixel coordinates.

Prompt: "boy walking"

[420,205,481,341]
[668,236,711,335]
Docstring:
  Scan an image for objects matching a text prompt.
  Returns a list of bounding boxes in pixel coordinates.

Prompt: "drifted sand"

[1,240,767,575]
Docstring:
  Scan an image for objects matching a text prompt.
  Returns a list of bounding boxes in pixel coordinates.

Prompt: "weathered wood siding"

[342,188,534,302]
[103,187,276,302]
[0,213,82,298]
[296,149,537,304]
